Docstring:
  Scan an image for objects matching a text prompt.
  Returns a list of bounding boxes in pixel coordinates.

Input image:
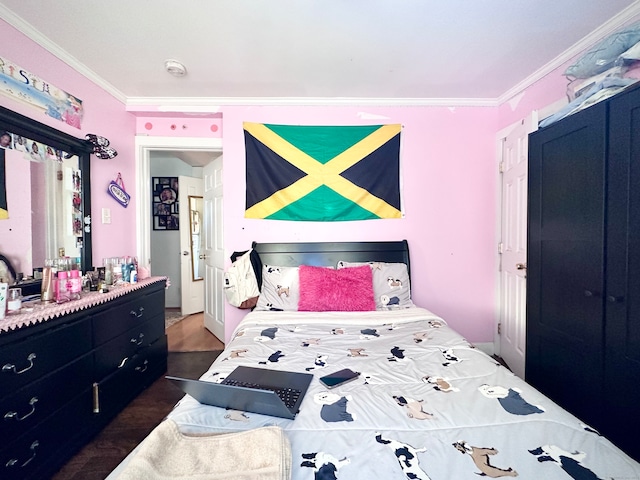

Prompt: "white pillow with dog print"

[255,265,300,311]
[337,261,414,310]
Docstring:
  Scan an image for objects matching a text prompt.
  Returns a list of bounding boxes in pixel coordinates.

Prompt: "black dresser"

[0,278,167,479]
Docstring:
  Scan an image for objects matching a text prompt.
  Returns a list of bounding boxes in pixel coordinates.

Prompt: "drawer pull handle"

[117,357,129,369]
[5,440,39,468]
[129,307,145,318]
[93,382,100,413]
[130,333,145,346]
[135,360,149,373]
[2,353,37,375]
[4,397,38,421]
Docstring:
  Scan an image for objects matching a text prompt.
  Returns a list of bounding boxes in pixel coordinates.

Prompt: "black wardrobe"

[527,82,640,461]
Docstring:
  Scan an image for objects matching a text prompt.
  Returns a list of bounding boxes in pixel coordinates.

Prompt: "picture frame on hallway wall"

[152,176,179,230]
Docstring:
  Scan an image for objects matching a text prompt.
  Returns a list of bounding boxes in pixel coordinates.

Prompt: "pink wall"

[5,15,612,346]
[0,17,506,346]
[0,19,137,267]
[219,105,499,342]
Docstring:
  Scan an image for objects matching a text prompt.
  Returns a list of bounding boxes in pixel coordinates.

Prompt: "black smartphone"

[319,368,361,388]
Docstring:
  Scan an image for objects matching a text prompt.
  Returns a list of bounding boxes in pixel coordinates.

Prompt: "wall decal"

[0,55,84,129]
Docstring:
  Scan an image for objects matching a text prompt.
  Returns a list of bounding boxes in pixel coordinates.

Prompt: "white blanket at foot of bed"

[115,420,291,480]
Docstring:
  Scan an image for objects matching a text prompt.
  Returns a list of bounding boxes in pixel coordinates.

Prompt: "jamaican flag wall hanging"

[244,122,403,221]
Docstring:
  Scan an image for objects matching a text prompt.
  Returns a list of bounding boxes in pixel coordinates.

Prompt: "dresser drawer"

[93,335,167,423]
[0,354,93,440]
[93,315,165,381]
[0,318,92,395]
[0,389,93,480]
[92,286,165,345]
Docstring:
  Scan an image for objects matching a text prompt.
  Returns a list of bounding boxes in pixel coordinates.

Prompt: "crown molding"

[0,5,128,104]
[498,1,640,105]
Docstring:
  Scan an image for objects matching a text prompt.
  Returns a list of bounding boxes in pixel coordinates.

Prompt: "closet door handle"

[607,295,624,303]
[584,290,601,298]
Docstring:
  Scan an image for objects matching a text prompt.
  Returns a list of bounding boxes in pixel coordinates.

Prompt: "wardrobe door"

[526,102,608,428]
[605,86,640,461]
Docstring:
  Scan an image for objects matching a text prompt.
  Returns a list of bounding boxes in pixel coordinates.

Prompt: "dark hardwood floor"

[51,313,224,480]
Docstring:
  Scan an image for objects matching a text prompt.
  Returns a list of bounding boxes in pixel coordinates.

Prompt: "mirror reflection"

[189,195,204,281]
[0,146,82,277]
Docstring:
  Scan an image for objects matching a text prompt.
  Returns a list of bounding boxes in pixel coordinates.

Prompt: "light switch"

[102,207,111,224]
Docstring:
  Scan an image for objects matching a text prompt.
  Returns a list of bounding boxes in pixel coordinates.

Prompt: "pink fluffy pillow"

[298,264,376,312]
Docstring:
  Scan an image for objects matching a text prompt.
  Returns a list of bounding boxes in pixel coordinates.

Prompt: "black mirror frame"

[0,105,94,272]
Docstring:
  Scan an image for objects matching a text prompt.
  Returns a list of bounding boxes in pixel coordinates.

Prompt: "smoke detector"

[165,59,187,77]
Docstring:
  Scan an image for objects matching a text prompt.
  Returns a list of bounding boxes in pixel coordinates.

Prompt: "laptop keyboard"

[222,379,301,409]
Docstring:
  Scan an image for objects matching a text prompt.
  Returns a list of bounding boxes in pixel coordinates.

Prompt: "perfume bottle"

[69,270,82,300]
[56,271,70,303]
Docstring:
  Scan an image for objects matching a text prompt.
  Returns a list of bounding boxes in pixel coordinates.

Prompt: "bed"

[109,241,640,479]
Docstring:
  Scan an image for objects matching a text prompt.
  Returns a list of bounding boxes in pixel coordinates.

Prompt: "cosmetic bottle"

[56,271,70,303]
[7,288,22,313]
[0,282,7,320]
[112,258,123,285]
[42,258,56,303]
[69,270,82,300]
[104,258,113,285]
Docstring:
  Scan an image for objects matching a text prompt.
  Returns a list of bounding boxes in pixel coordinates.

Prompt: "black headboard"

[252,240,410,281]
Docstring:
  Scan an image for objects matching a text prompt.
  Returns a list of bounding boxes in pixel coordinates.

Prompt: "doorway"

[495,112,537,379]
[135,136,224,339]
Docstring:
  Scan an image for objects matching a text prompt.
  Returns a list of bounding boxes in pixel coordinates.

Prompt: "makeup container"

[0,283,7,320]
[7,287,21,313]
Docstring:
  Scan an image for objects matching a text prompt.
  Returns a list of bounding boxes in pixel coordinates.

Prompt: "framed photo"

[152,176,179,230]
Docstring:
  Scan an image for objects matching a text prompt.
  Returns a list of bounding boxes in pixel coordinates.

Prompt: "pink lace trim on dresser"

[0,277,167,334]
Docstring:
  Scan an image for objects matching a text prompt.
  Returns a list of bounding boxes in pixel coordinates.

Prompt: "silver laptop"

[166,366,313,419]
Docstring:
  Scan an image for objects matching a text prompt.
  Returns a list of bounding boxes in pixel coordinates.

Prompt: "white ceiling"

[2,0,639,108]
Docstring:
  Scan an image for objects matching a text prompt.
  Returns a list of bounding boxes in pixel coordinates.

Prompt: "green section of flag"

[265,124,382,165]
[266,185,379,221]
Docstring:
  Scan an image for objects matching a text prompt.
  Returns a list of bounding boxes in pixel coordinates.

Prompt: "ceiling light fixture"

[164,59,187,77]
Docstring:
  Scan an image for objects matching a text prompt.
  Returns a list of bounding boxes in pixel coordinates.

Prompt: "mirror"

[188,195,203,281]
[0,105,93,279]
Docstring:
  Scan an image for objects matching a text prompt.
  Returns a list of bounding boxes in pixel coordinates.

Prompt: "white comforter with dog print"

[120,307,640,479]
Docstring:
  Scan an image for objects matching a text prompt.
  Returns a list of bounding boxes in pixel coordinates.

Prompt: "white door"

[498,112,537,379]
[203,157,225,341]
[178,175,204,315]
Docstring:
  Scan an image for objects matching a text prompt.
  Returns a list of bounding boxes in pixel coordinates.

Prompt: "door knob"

[516,263,527,270]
